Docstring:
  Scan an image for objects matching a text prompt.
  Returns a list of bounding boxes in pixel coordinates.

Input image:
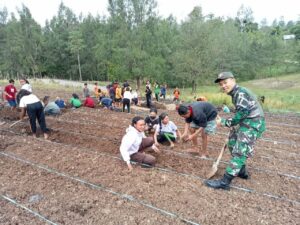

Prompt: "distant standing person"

[109,85,115,103]
[4,79,17,110]
[131,89,139,106]
[145,80,151,89]
[160,84,166,100]
[115,84,123,107]
[154,82,160,101]
[122,87,132,113]
[173,87,180,102]
[178,102,218,158]
[94,82,99,98]
[19,90,49,139]
[205,72,265,190]
[145,86,152,108]
[120,116,160,171]
[83,83,90,98]
[123,80,130,89]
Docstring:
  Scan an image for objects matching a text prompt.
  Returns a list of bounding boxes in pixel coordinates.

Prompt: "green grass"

[180,73,300,113]
[1,74,299,113]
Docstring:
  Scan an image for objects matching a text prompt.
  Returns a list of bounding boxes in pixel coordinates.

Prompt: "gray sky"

[1,0,299,26]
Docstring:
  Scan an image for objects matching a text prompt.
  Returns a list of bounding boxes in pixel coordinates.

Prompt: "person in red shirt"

[83,94,95,108]
[4,79,17,109]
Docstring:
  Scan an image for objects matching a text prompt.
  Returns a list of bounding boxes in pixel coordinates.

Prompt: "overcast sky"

[1,0,299,26]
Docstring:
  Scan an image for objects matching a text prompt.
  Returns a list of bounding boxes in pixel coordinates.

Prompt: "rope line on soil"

[0,152,201,225]
[53,112,300,147]
[43,127,300,178]
[216,131,299,146]
[6,116,299,154]
[1,126,299,180]
[1,195,58,225]
[1,129,299,205]
[43,116,300,157]
[165,149,300,180]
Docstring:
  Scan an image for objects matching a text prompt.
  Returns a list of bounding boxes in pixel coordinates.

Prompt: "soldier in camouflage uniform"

[205,72,266,190]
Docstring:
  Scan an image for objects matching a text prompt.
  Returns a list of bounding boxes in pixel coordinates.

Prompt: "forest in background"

[0,0,299,91]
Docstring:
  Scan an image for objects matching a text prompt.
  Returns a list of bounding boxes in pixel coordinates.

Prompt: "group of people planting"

[119,72,266,190]
[1,71,265,191]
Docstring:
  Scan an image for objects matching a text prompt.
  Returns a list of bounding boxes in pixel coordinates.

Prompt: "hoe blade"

[206,162,218,179]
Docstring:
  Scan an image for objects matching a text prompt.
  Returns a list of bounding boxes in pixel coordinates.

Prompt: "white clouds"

[1,0,299,26]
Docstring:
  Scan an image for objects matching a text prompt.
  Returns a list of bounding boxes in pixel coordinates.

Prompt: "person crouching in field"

[55,97,66,109]
[120,116,160,171]
[70,93,82,108]
[205,72,266,190]
[19,90,49,139]
[144,108,159,134]
[154,112,181,149]
[42,96,61,116]
[83,94,95,108]
[178,102,218,158]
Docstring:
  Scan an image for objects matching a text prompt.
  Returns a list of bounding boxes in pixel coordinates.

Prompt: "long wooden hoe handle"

[215,142,227,166]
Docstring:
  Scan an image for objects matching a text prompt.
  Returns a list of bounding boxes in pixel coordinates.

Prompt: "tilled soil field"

[0,89,299,225]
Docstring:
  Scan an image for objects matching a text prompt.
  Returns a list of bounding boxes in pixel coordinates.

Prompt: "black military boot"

[205,173,234,190]
[238,165,249,179]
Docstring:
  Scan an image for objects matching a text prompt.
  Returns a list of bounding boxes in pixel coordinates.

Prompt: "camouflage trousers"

[226,118,266,176]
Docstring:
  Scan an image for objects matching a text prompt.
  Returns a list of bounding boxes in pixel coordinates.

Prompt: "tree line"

[0,0,299,91]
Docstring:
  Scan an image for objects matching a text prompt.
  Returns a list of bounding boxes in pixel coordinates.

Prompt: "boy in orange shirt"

[173,87,180,102]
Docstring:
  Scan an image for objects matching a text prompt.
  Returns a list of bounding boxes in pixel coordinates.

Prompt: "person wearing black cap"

[205,72,266,190]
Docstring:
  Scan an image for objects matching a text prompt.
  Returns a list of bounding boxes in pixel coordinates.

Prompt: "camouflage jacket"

[221,85,265,133]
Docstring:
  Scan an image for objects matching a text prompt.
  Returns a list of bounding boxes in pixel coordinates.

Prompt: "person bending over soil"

[19,90,49,139]
[178,102,218,158]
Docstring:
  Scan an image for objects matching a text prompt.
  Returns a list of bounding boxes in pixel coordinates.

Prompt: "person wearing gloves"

[205,72,265,190]
[120,116,160,171]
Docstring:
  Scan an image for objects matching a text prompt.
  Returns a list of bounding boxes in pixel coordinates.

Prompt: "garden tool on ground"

[206,139,227,179]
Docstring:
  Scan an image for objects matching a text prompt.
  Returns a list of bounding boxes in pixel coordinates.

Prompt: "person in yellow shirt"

[115,84,123,107]
[94,82,99,98]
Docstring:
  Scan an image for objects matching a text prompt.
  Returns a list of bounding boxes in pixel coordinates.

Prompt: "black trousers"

[26,102,47,133]
[146,95,151,108]
[122,98,130,113]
